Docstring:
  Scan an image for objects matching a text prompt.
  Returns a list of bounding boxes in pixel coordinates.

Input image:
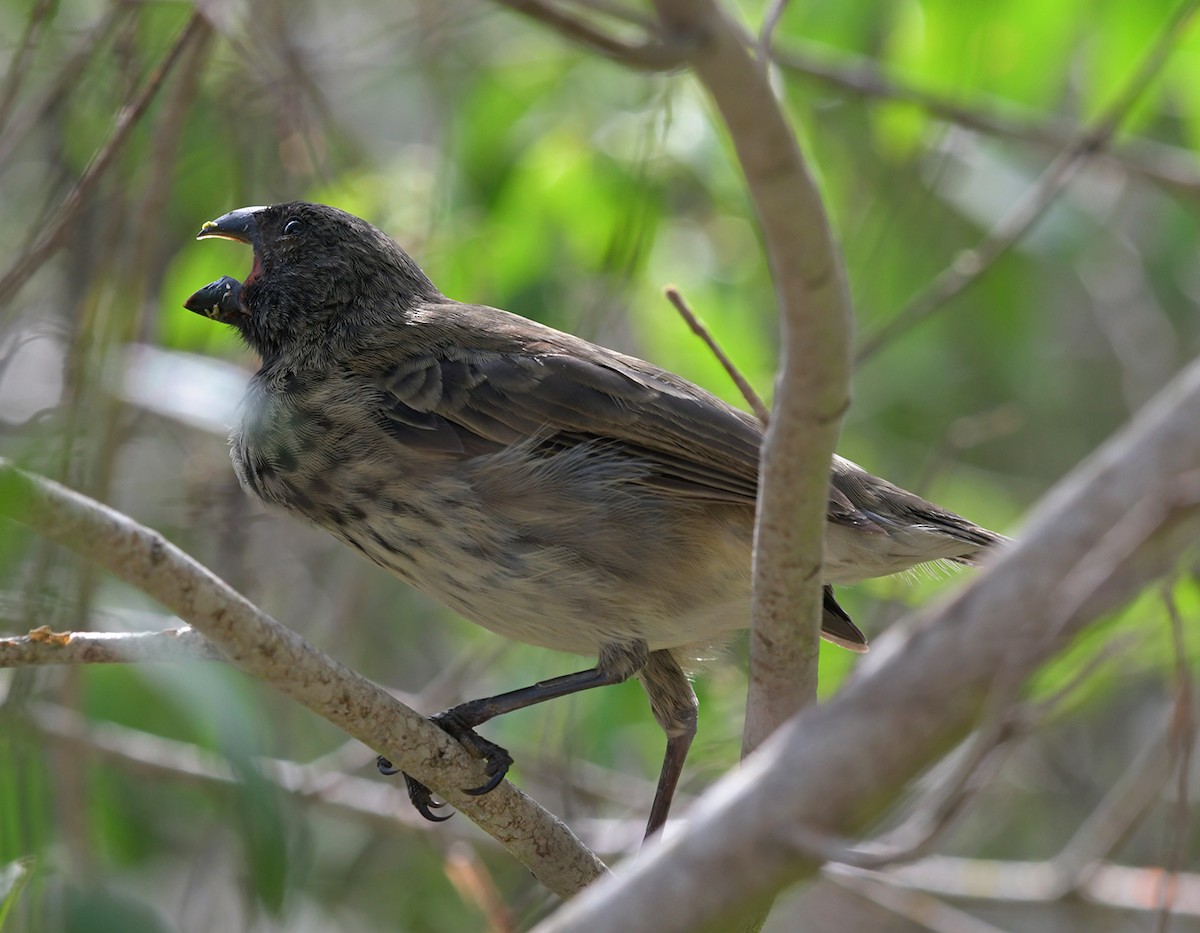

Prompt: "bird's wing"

[372,327,763,503]
[369,302,890,520]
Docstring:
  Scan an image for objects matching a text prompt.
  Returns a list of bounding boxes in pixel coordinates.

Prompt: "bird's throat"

[244,252,264,288]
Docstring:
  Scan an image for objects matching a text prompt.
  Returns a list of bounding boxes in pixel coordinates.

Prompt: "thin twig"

[856,0,1200,363]
[0,11,208,319]
[664,286,770,424]
[1052,701,1176,884]
[0,627,223,666]
[770,39,1200,196]
[758,0,790,58]
[490,0,691,70]
[828,857,1200,915]
[28,702,463,835]
[0,0,56,135]
[829,873,1014,933]
[653,0,854,775]
[0,3,128,173]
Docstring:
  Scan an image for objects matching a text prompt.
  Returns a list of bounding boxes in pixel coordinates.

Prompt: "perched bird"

[186,202,1006,840]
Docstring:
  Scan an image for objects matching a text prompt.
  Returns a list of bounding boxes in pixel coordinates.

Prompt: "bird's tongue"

[244,251,264,287]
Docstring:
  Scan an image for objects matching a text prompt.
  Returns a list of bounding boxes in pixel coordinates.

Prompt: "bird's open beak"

[184,275,245,323]
[196,206,265,246]
[188,206,268,322]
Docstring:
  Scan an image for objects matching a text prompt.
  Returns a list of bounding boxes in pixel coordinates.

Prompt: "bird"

[185,201,1007,840]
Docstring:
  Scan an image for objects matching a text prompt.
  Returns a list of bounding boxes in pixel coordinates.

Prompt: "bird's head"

[185,202,438,363]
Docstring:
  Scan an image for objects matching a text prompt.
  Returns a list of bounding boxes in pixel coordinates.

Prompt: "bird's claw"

[430,710,514,796]
[404,773,453,822]
[463,746,513,796]
[377,713,515,822]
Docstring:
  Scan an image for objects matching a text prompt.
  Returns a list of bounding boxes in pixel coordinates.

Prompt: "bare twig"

[28,702,467,836]
[856,0,1200,363]
[0,4,128,172]
[0,626,222,666]
[771,39,1200,196]
[664,287,770,424]
[0,11,208,318]
[0,0,56,134]
[1052,701,1176,885]
[757,0,790,57]
[829,873,1013,933]
[828,857,1200,916]
[777,634,1130,874]
[0,459,607,898]
[490,0,691,70]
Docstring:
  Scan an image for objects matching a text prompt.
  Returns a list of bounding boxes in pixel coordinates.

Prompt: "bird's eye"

[283,219,304,236]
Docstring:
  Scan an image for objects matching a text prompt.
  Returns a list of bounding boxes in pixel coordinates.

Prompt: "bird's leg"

[638,650,698,841]
[381,640,650,822]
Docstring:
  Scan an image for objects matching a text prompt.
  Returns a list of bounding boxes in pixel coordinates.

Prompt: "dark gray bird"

[186,202,1006,840]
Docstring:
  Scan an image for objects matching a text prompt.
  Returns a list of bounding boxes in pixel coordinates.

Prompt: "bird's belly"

[238,434,755,655]
[338,483,753,654]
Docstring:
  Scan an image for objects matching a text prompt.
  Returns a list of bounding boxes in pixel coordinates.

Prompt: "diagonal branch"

[664,287,770,424]
[0,11,208,319]
[489,0,691,70]
[0,0,56,135]
[771,39,1200,196]
[0,460,607,898]
[856,0,1200,363]
[532,338,1200,931]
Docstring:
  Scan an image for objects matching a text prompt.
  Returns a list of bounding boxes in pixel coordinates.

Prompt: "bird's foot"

[377,711,515,824]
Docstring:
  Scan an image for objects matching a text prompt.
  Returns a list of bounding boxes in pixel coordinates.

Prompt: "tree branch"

[650,0,853,761]
[533,346,1200,931]
[0,11,208,319]
[857,0,1200,363]
[0,461,607,898]
[489,0,691,70]
[770,39,1200,197]
[0,626,222,666]
[664,287,769,424]
[28,702,482,837]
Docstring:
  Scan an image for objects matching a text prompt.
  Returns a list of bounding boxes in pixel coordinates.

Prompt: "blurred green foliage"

[0,0,1198,930]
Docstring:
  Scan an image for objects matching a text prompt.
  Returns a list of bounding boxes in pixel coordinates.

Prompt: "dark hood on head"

[185,202,443,363]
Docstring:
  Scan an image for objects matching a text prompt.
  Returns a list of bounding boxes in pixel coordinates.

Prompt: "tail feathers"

[946,528,1011,567]
[821,585,869,653]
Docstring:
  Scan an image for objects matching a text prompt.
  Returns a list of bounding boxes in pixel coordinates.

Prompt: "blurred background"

[0,0,1198,930]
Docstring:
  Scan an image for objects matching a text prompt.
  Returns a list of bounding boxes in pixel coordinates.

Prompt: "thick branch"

[533,350,1200,930]
[0,462,606,898]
